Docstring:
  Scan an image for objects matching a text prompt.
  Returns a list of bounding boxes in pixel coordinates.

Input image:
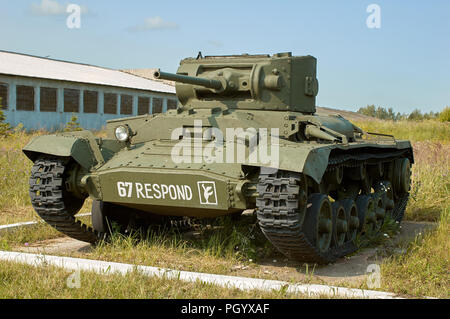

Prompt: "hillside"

[316,106,374,121]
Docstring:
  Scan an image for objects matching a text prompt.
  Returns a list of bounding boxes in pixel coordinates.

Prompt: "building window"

[0,83,7,109]
[64,88,80,113]
[120,94,133,115]
[167,99,178,110]
[16,85,35,111]
[104,93,117,114]
[40,87,57,112]
[138,97,150,115]
[83,90,98,113]
[152,97,163,114]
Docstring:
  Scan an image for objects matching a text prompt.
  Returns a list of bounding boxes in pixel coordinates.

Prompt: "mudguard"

[247,140,413,184]
[277,144,331,183]
[22,131,104,170]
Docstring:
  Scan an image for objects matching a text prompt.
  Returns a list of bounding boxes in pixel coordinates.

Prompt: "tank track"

[256,152,410,264]
[29,157,101,244]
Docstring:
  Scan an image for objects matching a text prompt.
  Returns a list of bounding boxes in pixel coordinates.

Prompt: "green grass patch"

[0,223,62,250]
[406,142,449,221]
[380,206,449,298]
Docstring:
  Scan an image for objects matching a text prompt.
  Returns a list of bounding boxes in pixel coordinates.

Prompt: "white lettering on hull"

[117,182,193,201]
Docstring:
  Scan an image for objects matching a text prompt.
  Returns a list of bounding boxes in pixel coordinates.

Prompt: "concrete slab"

[16,237,92,255]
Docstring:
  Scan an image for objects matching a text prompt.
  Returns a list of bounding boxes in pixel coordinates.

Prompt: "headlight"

[115,125,130,142]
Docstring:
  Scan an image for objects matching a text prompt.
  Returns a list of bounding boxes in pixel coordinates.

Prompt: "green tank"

[22,52,413,264]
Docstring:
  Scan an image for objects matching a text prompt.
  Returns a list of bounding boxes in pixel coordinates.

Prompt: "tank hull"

[23,109,413,219]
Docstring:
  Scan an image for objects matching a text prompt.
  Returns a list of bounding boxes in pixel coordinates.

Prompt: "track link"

[29,157,101,244]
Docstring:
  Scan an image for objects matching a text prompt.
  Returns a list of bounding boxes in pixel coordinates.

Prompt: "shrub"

[0,98,12,137]
[439,106,450,122]
[64,114,83,132]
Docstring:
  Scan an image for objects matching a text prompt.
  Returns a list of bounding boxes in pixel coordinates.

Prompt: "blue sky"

[0,0,449,114]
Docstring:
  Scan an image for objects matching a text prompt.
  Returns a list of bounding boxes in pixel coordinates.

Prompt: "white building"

[0,50,177,131]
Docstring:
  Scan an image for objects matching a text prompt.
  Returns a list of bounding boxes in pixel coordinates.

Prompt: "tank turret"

[154,52,319,113]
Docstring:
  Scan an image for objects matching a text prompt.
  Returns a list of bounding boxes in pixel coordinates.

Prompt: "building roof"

[0,50,175,94]
[121,69,175,87]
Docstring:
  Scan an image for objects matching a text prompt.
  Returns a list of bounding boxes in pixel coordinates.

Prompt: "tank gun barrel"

[153,69,223,90]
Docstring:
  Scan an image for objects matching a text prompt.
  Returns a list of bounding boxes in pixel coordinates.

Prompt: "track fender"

[244,144,331,184]
[277,145,331,184]
[22,131,104,170]
[251,141,413,184]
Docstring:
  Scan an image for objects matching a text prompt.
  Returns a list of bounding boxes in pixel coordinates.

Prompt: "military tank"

[23,52,413,264]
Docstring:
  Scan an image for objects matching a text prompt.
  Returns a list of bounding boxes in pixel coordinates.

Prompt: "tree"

[357,105,376,118]
[439,106,450,122]
[408,109,424,121]
[358,105,400,120]
[387,107,395,120]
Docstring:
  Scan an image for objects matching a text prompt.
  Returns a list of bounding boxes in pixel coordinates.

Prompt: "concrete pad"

[16,237,92,255]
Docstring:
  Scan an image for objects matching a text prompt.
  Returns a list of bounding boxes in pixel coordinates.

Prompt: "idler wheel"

[331,202,347,247]
[355,195,376,233]
[304,194,333,253]
[341,198,359,242]
[393,158,412,195]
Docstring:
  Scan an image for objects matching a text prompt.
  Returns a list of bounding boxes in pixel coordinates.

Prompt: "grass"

[406,142,449,221]
[71,217,277,277]
[0,224,61,251]
[0,260,326,299]
[0,120,449,298]
[380,206,449,298]
[353,119,450,143]
[0,129,38,214]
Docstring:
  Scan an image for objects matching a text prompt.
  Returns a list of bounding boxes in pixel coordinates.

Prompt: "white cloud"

[207,40,223,48]
[31,0,65,15]
[128,16,179,32]
[30,0,88,16]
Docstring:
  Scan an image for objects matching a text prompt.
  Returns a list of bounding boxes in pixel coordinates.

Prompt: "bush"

[64,114,83,132]
[439,106,450,122]
[0,98,12,137]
